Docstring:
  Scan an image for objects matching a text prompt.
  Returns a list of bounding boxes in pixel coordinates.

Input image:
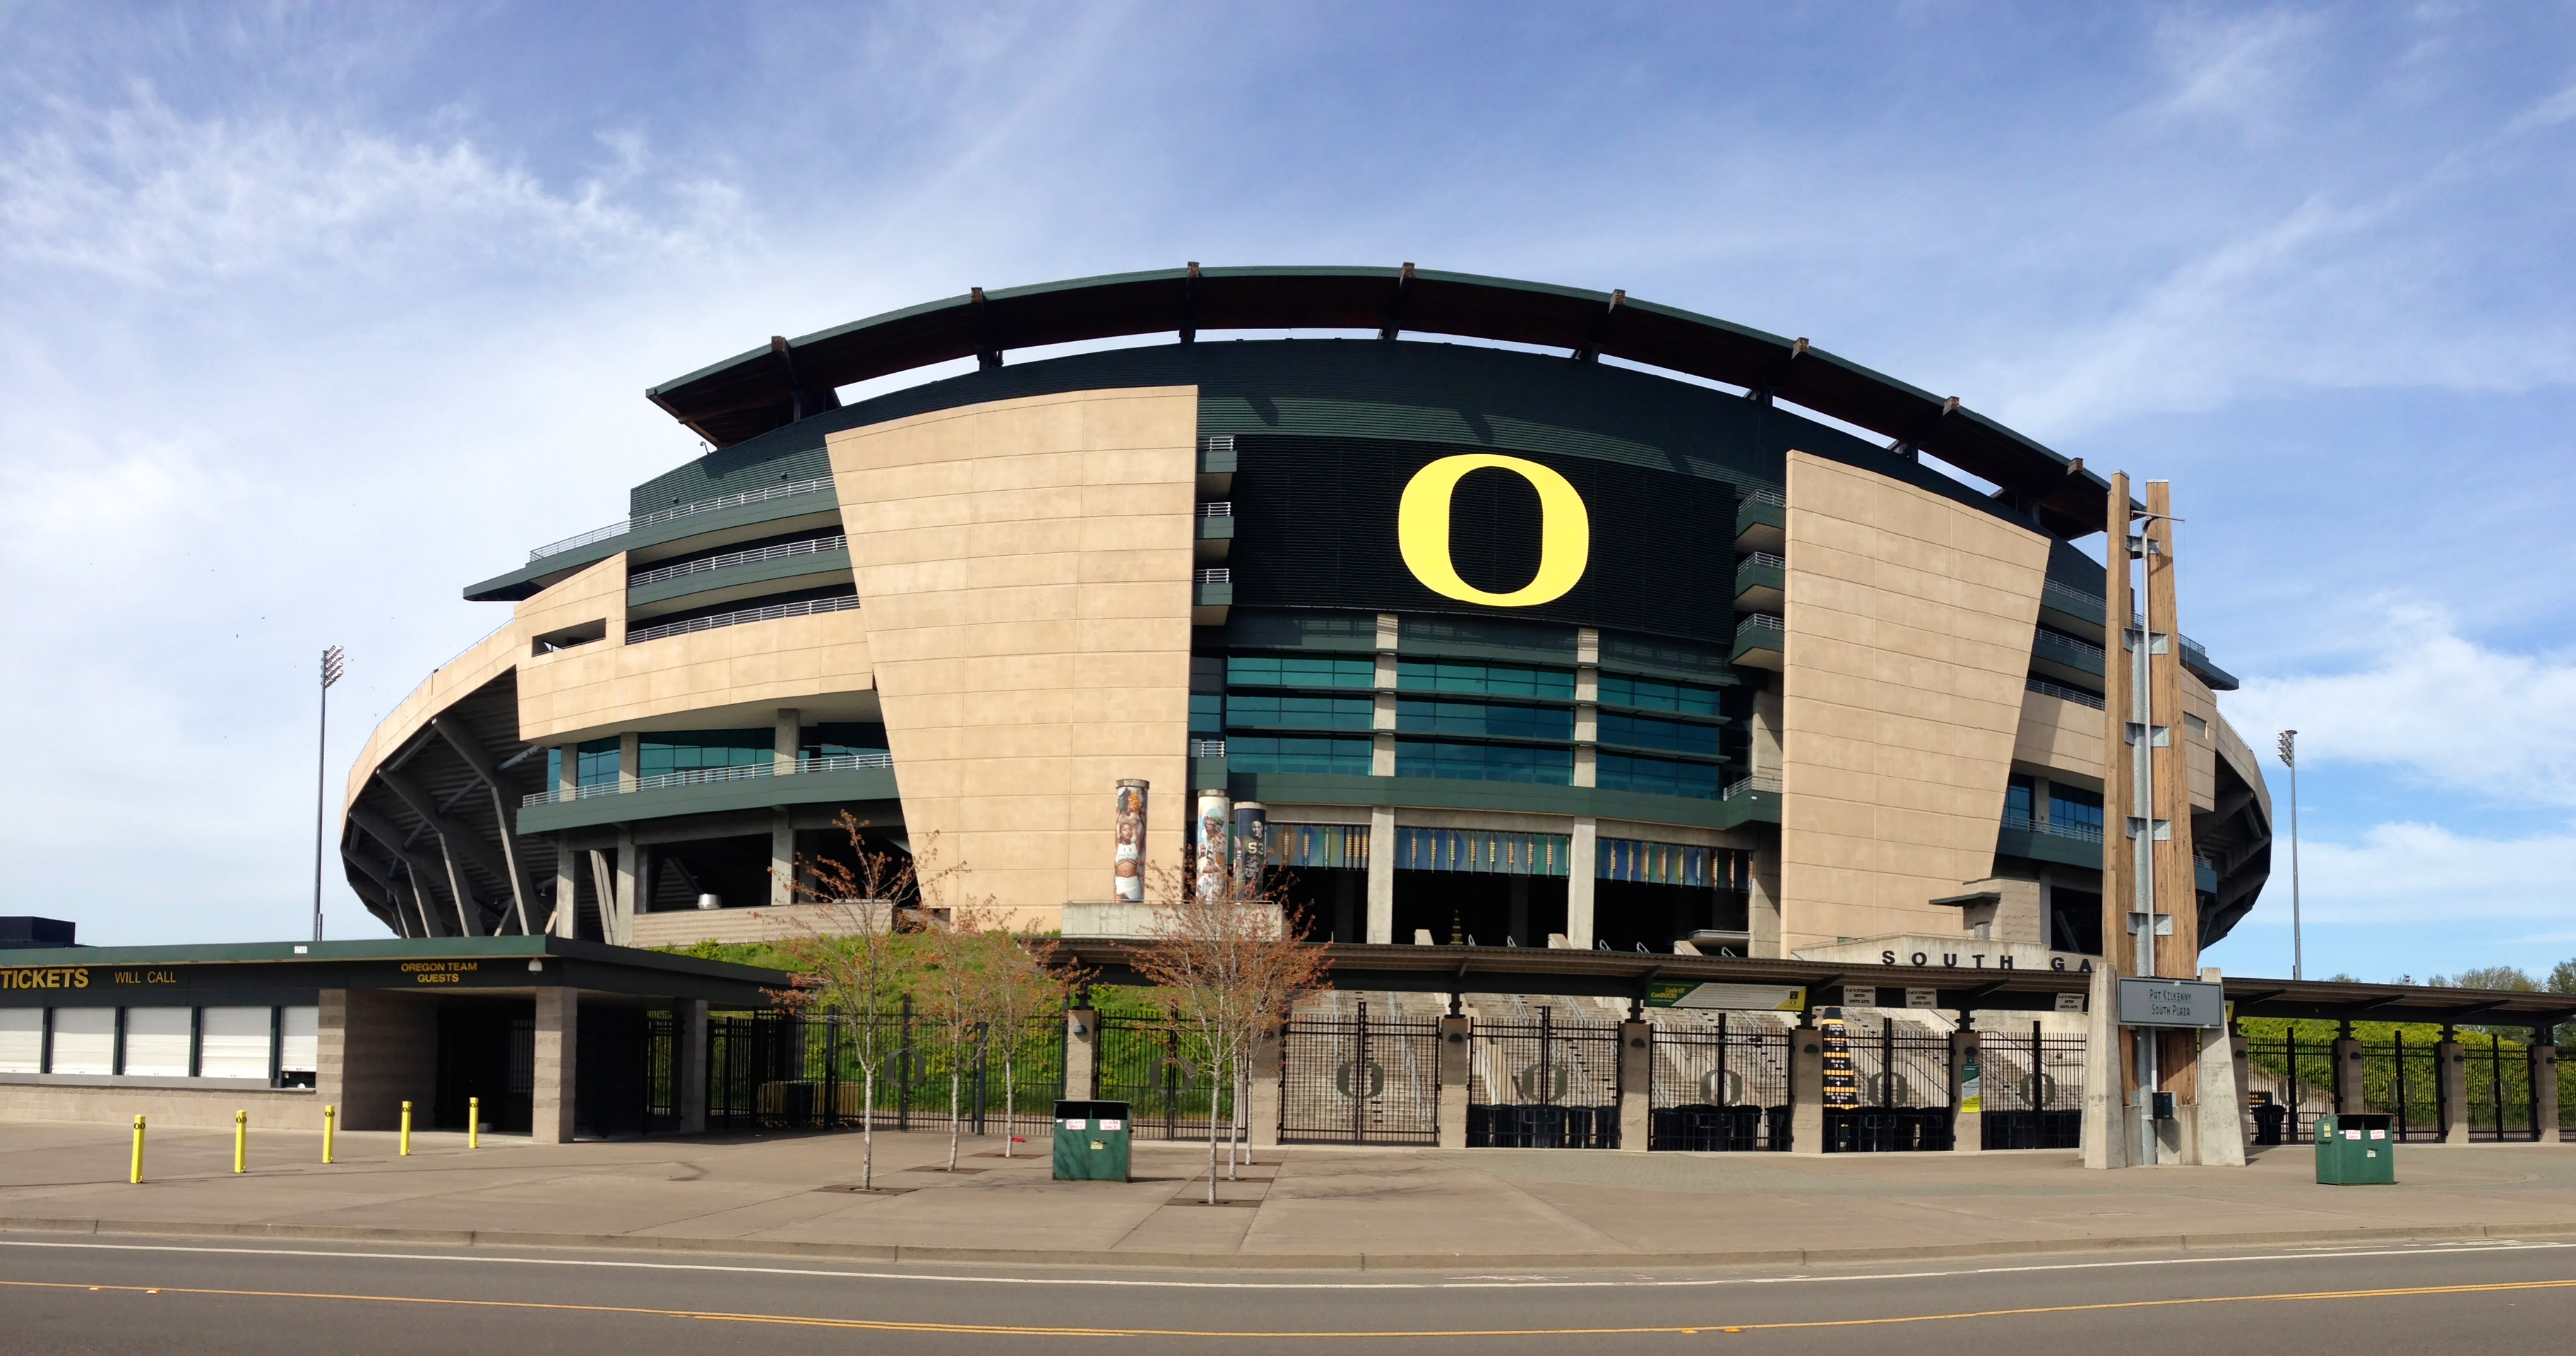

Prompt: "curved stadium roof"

[645,264,2113,540]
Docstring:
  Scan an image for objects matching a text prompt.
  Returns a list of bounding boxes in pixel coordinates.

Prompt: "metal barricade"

[1279,999,1442,1145]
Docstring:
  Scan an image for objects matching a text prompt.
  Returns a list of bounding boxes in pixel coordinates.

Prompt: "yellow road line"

[4,1275,2575,1338]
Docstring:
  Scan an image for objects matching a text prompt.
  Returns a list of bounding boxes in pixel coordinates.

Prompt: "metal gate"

[1977,1023,2084,1149]
[1098,1014,1231,1141]
[1647,1013,1791,1150]
[2353,1032,2445,1141]
[1825,1013,1952,1152]
[706,1010,1064,1133]
[1278,999,1442,1144]
[1466,1006,1621,1148]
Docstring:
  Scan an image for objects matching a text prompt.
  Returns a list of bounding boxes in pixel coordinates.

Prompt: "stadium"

[338,265,2273,965]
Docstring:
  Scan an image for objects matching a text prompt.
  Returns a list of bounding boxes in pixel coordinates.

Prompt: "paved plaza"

[4,1119,2572,1268]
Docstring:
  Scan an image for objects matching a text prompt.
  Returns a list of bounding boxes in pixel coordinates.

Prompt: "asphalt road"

[2,1232,2571,1354]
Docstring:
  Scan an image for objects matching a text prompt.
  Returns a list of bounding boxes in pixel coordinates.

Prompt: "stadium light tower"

[313,646,345,941]
[2277,730,2301,981]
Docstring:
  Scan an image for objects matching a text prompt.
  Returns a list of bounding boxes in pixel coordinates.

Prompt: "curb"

[6,1215,2576,1273]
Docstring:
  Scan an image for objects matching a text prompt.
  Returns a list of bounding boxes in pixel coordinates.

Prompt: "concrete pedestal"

[1949,1030,1982,1153]
[1065,1008,1099,1101]
[1617,1021,1652,1152]
[1437,1015,1471,1147]
[2079,965,2130,1169]
[676,999,709,1134]
[1789,1020,1824,1155]
[2332,1038,2366,1114]
[2534,1043,2560,1144]
[533,987,577,1145]
[1248,1028,1282,1150]
[2438,1040,2469,1143]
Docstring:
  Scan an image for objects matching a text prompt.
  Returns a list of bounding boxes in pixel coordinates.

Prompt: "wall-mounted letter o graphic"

[1397,453,1590,607]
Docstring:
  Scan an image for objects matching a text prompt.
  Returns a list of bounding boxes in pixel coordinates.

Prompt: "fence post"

[1437,1008,1470,1148]
[678,999,709,1136]
[1949,1028,1982,1153]
[1617,1014,1652,1153]
[1065,1003,1098,1102]
[1789,1011,1825,1155]
[2534,1033,2560,1146]
[2438,1028,2469,1143]
[974,1023,989,1136]
[898,996,913,1133]
[2332,1023,2366,1115]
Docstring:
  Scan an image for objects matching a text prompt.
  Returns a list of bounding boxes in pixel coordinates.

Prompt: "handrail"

[628,534,848,588]
[1722,771,1782,799]
[2041,579,2211,658]
[1736,613,1784,634]
[626,593,861,645]
[2033,629,2106,662]
[1744,486,1786,507]
[528,476,835,561]
[522,751,894,807]
[1190,739,1227,758]
[1739,551,1787,571]
[1194,568,1232,583]
[2003,807,2105,845]
[1198,502,1233,518]
[2025,677,2106,710]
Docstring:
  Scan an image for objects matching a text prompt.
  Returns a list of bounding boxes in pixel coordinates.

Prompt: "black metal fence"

[707,1006,1065,1134]
[1277,999,1443,1145]
[1097,1013,1233,1141]
[2353,1033,2445,1142]
[1978,1023,2085,1150]
[1825,1014,1952,1152]
[1465,1007,1621,1148]
[1647,1014,1791,1150]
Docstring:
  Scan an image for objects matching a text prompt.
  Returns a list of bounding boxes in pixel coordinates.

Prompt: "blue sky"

[3,3,2572,981]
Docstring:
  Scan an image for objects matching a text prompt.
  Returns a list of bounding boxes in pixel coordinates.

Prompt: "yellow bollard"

[129,1116,145,1184]
[468,1097,479,1150]
[233,1110,246,1174]
[322,1105,336,1164]
[400,1100,413,1156]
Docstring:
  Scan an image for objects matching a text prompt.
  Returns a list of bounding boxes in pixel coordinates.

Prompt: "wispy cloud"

[2226,602,2576,807]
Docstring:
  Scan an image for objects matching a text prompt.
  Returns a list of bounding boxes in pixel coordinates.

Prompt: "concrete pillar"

[2332,1037,2366,1114]
[1248,1026,1282,1150]
[769,810,796,907]
[1950,1029,1982,1153]
[2231,1028,2254,1147]
[1366,805,1395,944]
[533,987,578,1144]
[2534,1040,2560,1145]
[2438,1039,2469,1143]
[2080,963,2130,1169]
[1789,1015,1825,1155]
[1065,1007,1098,1100]
[612,828,639,945]
[1568,816,1598,948]
[774,708,800,773]
[1437,1013,1472,1147]
[617,731,639,792]
[1747,841,1782,958]
[2193,1026,2248,1166]
[676,999,709,1135]
[551,834,578,939]
[1618,1020,1652,1152]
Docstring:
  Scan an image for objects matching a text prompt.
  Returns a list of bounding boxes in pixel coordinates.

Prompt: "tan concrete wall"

[2013,686,2106,786]
[516,609,873,744]
[0,1081,318,1130]
[825,386,1198,927]
[1777,450,2052,953]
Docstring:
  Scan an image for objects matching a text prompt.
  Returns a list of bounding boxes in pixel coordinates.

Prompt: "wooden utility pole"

[2144,480,2202,1104]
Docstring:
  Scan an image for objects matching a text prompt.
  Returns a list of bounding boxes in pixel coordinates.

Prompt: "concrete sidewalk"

[4,1118,2574,1270]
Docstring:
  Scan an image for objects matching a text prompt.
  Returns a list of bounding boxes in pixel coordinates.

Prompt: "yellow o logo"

[1397,454,1590,607]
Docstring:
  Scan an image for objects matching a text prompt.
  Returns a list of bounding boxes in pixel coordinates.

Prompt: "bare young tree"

[918,899,1001,1172]
[768,811,959,1192]
[976,921,1077,1160]
[1128,864,1330,1205]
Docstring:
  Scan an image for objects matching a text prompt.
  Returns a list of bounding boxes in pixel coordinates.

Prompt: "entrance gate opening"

[1277,997,1442,1144]
[1466,1003,1620,1148]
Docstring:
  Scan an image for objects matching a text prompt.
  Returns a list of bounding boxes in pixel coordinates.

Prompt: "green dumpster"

[1052,1100,1133,1182]
[2314,1112,2396,1184]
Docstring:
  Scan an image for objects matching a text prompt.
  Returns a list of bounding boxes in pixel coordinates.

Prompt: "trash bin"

[2250,1095,2288,1146]
[2313,1112,2396,1184]
[1051,1100,1132,1182]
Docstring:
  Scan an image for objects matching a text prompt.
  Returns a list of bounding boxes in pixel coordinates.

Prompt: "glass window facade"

[1225,737,1373,775]
[1189,693,1224,734]
[1597,710,1719,757]
[1596,753,1719,799]
[1226,655,1376,689]
[2050,784,2104,835]
[1395,699,1573,742]
[1396,660,1575,701]
[2005,775,2035,821]
[638,730,773,778]
[1227,694,1376,731]
[800,722,889,759]
[1597,673,1721,715]
[547,737,624,789]
[1395,740,1573,785]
